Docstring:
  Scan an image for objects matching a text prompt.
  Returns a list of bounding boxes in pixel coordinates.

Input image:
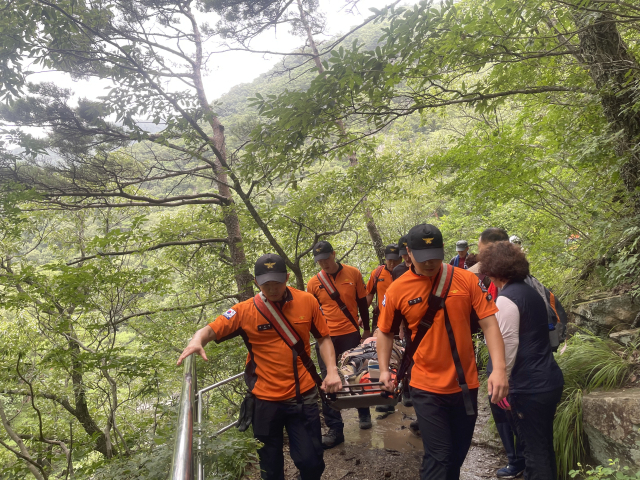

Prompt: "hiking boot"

[496,465,525,478]
[409,420,420,436]
[359,413,372,430]
[321,429,344,449]
[375,405,395,412]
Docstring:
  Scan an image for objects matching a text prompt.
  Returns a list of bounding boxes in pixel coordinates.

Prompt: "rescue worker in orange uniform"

[306,240,371,447]
[178,254,342,480]
[365,244,402,413]
[377,224,509,480]
[366,243,402,331]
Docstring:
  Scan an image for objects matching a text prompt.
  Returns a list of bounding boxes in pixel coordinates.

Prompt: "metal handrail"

[171,341,319,480]
[196,372,245,480]
[169,354,196,480]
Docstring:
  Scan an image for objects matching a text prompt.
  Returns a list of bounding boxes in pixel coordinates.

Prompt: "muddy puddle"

[340,404,424,453]
[262,398,508,479]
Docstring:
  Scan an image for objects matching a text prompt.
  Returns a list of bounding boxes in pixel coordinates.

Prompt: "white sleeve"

[495,296,520,378]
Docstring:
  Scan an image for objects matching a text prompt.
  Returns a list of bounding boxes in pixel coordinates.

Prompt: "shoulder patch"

[223,308,237,319]
[382,295,386,307]
[478,279,488,293]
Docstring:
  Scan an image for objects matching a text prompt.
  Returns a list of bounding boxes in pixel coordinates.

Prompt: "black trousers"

[372,306,380,331]
[412,387,478,480]
[315,330,370,431]
[489,396,525,469]
[507,387,563,480]
[253,396,324,480]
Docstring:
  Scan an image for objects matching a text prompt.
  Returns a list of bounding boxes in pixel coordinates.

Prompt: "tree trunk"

[298,0,386,262]
[574,10,640,209]
[186,2,254,301]
[68,333,113,458]
[211,119,255,301]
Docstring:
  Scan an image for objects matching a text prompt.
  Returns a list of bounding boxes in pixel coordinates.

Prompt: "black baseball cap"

[385,244,400,260]
[456,240,469,251]
[398,235,409,256]
[254,253,287,285]
[407,224,445,262]
[312,240,334,261]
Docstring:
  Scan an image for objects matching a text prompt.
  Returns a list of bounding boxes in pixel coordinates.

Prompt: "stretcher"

[326,381,402,410]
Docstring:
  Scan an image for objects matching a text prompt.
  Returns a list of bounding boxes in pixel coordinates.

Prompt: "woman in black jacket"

[478,242,564,480]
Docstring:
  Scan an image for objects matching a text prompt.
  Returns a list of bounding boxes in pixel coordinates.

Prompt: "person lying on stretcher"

[338,330,404,396]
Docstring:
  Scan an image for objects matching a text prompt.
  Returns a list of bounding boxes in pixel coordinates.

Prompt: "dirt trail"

[279,400,507,479]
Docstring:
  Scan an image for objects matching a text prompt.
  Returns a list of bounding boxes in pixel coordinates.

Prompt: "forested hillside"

[1,0,639,478]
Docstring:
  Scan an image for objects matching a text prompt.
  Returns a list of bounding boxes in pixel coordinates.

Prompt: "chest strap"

[316,269,360,331]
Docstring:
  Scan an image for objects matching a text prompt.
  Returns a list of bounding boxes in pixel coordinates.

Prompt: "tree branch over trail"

[112,294,240,326]
[67,238,229,265]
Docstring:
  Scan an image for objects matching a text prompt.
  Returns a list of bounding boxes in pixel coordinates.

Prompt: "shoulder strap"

[253,293,325,398]
[442,304,476,416]
[396,264,454,386]
[373,265,385,283]
[316,270,360,331]
[370,264,385,297]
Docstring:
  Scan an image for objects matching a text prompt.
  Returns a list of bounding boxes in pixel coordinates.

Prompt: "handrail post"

[169,354,196,480]
[197,390,203,480]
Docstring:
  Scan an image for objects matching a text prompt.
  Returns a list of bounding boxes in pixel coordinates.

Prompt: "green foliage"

[570,459,640,480]
[2,0,640,476]
[474,334,489,373]
[554,333,636,478]
[604,221,640,298]
[199,427,261,480]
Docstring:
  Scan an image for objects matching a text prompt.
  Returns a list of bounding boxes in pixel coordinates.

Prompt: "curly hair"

[478,241,530,282]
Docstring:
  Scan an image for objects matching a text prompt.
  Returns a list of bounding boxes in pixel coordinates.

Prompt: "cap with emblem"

[385,244,400,260]
[312,240,334,261]
[398,235,409,256]
[456,240,469,252]
[407,224,445,262]
[254,253,287,285]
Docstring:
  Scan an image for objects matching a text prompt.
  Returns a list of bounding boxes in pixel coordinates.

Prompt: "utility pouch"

[236,391,255,432]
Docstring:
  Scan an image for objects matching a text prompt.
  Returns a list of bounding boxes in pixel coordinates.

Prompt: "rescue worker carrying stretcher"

[365,245,402,413]
[377,224,509,480]
[306,240,372,447]
[177,254,342,480]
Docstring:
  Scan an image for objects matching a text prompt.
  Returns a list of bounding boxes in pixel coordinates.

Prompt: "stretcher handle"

[338,381,386,389]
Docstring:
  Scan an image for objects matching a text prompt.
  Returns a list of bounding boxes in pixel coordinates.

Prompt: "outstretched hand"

[177,338,208,365]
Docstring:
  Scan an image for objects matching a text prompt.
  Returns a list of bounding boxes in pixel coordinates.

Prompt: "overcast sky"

[27,0,409,105]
